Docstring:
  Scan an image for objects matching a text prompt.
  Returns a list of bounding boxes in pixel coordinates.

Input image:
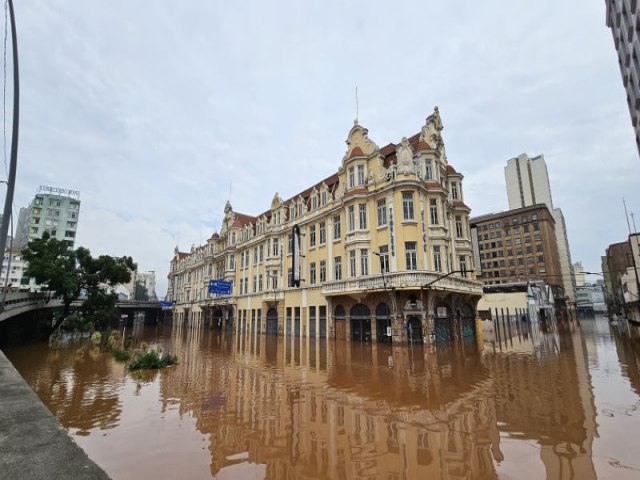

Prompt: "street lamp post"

[421,269,474,344]
[373,252,394,343]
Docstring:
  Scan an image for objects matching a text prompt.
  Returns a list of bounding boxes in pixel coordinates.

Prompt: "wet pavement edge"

[0,349,111,480]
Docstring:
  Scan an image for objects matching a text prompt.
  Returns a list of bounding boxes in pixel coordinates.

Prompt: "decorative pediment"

[341,122,378,166]
[270,192,283,210]
[396,137,415,175]
[420,106,446,160]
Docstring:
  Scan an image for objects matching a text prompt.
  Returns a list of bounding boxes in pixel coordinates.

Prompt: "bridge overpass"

[0,291,162,324]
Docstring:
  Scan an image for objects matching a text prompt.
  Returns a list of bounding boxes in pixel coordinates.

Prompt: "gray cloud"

[7,0,638,295]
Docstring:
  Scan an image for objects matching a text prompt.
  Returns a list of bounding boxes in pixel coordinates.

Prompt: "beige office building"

[167,108,482,345]
[504,153,575,304]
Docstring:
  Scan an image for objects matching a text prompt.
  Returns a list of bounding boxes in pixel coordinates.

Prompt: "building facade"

[605,0,640,155]
[22,186,81,248]
[603,234,640,321]
[470,204,566,307]
[504,153,575,303]
[167,108,482,344]
[0,248,27,289]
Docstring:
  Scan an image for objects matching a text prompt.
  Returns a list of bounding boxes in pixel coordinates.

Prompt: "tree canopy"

[21,233,136,331]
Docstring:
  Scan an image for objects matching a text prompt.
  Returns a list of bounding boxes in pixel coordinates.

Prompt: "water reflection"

[4,316,640,479]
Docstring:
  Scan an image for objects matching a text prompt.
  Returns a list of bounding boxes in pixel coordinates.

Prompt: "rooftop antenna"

[632,212,638,234]
[355,86,359,124]
[623,197,632,235]
[228,180,232,202]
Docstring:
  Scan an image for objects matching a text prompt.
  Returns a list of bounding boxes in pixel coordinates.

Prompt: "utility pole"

[0,0,19,275]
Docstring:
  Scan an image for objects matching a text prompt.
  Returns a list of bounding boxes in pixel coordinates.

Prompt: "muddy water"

[3,315,640,479]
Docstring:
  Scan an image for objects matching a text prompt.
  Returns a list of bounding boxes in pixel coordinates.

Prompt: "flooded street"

[3,315,640,479]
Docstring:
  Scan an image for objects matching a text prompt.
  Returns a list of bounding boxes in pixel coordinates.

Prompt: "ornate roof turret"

[341,121,379,168]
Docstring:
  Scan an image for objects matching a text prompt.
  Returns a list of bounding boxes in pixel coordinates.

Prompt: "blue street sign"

[209,279,232,295]
[160,301,174,308]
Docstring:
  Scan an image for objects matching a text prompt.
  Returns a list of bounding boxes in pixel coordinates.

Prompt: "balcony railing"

[322,271,482,296]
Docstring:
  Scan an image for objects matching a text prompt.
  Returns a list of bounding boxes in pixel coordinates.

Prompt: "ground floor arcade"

[170,287,480,345]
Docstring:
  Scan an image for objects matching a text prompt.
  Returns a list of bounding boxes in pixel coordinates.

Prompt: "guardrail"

[0,291,62,322]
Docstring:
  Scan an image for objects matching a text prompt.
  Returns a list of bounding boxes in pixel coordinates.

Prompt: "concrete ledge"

[0,349,111,480]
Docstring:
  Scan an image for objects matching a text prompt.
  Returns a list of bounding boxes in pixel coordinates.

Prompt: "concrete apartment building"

[0,248,27,288]
[18,186,81,249]
[167,108,482,345]
[605,0,640,155]
[504,153,575,304]
[470,204,565,302]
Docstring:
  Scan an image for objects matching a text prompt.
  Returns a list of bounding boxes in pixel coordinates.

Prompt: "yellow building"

[167,107,482,344]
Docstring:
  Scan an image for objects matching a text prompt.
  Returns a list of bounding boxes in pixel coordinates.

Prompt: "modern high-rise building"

[167,108,482,345]
[605,0,640,155]
[22,186,81,249]
[504,153,575,304]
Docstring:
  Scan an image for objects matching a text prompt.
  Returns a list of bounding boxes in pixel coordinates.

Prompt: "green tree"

[21,233,136,332]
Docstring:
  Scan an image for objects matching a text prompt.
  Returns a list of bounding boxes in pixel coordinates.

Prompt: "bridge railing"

[0,291,62,322]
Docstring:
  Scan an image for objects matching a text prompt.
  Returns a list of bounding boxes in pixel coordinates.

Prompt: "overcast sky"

[4,0,638,296]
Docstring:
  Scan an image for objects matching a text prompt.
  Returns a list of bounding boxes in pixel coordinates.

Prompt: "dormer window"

[348,166,356,187]
[425,160,433,180]
[311,195,317,210]
[357,164,365,185]
[451,182,459,200]
[321,191,327,206]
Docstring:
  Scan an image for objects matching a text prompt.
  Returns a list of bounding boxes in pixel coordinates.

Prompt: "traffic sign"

[209,279,232,295]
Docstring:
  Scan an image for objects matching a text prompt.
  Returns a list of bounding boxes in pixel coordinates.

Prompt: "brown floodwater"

[3,315,640,479]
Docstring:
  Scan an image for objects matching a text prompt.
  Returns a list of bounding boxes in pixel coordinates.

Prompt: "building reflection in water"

[3,316,603,479]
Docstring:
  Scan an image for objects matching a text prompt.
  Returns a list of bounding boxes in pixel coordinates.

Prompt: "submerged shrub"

[112,348,130,362]
[127,348,177,371]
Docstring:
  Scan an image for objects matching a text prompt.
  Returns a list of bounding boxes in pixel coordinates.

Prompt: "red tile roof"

[349,146,365,158]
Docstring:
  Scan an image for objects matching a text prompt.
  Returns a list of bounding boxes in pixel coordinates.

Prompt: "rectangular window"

[402,191,415,221]
[334,256,342,280]
[429,199,438,225]
[433,246,442,272]
[288,268,293,287]
[272,239,279,257]
[348,205,355,231]
[348,166,355,187]
[378,245,389,273]
[349,250,356,277]
[360,249,369,276]
[357,164,365,185]
[288,234,294,254]
[319,260,326,283]
[451,182,459,200]
[333,215,341,240]
[271,270,278,289]
[455,216,464,238]
[459,256,467,277]
[377,198,387,227]
[309,225,316,247]
[425,160,433,180]
[310,262,316,285]
[319,222,326,244]
[358,204,367,229]
[311,196,317,210]
[321,191,327,206]
[405,242,417,271]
